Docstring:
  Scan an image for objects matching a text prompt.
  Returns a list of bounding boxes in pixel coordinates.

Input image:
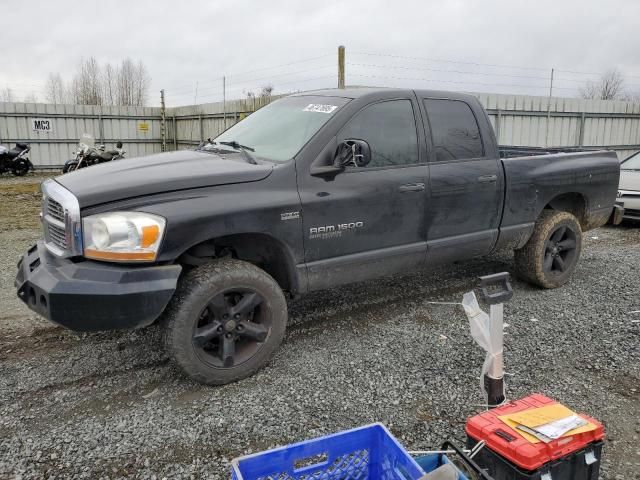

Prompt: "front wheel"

[514,210,582,289]
[162,259,287,385]
[62,160,78,173]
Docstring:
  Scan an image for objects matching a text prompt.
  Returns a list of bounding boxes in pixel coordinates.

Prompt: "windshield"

[621,151,640,170]
[79,133,95,148]
[203,95,350,162]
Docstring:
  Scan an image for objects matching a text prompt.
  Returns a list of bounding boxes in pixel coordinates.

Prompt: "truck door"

[297,98,428,291]
[420,98,503,264]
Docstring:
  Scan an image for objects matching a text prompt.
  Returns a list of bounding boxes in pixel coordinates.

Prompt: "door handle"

[477,174,497,183]
[398,182,425,192]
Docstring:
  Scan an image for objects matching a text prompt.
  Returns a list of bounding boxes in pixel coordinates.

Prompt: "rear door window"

[423,99,484,162]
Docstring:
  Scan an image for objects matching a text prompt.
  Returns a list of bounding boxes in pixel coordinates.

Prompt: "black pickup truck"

[16,88,622,384]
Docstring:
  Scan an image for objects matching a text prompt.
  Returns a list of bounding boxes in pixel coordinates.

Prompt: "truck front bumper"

[15,242,182,332]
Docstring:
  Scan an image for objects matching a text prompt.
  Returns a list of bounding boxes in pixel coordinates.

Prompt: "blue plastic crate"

[231,423,425,480]
[415,454,468,480]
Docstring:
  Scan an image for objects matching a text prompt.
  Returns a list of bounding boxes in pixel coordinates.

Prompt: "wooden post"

[160,89,166,152]
[338,45,345,89]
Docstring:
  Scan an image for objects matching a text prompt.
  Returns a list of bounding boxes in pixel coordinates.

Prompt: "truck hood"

[56,150,274,207]
[619,169,640,192]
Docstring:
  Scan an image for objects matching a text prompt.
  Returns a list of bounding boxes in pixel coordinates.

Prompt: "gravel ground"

[0,175,639,479]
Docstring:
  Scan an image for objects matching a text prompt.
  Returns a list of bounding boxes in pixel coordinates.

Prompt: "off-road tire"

[162,259,287,385]
[514,210,582,289]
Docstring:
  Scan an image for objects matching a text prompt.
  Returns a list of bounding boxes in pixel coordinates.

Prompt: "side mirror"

[335,139,371,168]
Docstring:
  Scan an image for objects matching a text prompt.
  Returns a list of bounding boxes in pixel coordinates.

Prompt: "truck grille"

[46,219,68,250]
[43,196,69,251]
[46,197,65,223]
[41,180,82,257]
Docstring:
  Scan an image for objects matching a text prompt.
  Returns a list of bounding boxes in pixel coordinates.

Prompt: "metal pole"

[173,115,177,150]
[338,45,345,89]
[578,111,586,147]
[485,303,505,408]
[223,76,226,131]
[545,68,554,147]
[476,272,512,409]
[160,89,166,152]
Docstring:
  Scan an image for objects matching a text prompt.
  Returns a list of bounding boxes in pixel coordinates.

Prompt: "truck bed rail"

[498,145,596,159]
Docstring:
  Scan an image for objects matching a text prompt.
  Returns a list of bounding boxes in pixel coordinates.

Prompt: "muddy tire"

[162,259,287,385]
[514,210,582,289]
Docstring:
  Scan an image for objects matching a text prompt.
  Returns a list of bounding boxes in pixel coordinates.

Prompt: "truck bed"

[497,149,620,237]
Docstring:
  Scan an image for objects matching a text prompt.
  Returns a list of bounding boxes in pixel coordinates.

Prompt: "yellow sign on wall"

[138,122,149,132]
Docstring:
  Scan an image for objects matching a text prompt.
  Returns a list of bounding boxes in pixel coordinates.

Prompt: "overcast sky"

[1,0,639,106]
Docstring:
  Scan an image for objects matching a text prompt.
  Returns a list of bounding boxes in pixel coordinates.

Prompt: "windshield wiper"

[218,141,255,152]
[217,140,258,165]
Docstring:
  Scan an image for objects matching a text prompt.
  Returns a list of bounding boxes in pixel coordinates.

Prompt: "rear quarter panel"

[501,150,620,230]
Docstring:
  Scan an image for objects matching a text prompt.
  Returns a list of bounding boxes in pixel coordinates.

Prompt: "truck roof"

[292,87,479,103]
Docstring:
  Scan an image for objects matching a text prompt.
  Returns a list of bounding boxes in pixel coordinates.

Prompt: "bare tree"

[580,69,626,100]
[0,87,15,102]
[260,84,274,98]
[45,73,67,104]
[23,92,39,103]
[102,63,117,106]
[43,57,151,106]
[133,60,150,106]
[116,58,150,106]
[71,57,103,105]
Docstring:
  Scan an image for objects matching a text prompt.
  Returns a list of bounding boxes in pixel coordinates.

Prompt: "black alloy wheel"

[163,259,287,385]
[514,210,583,289]
[543,225,578,275]
[192,288,270,368]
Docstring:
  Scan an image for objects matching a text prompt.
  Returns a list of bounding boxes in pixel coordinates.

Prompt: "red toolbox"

[465,394,605,479]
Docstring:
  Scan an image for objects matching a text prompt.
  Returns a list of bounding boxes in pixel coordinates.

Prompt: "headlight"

[82,212,166,262]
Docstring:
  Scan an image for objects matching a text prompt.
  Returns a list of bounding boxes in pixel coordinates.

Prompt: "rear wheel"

[12,159,29,176]
[514,210,582,288]
[162,259,287,385]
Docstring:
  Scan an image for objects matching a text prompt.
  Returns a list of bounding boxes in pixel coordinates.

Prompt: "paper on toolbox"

[534,414,588,439]
[498,403,597,444]
[506,403,575,427]
[514,415,588,443]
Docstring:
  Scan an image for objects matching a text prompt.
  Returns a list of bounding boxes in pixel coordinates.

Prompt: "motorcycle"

[62,134,126,173]
[0,142,33,176]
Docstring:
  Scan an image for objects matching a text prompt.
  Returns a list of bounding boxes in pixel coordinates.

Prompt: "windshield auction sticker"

[303,104,338,113]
